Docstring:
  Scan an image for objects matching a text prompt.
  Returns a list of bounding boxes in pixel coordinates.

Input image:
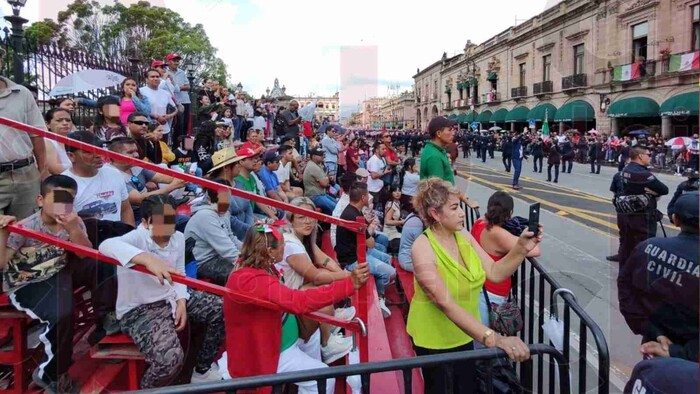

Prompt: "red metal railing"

[0,116,371,363]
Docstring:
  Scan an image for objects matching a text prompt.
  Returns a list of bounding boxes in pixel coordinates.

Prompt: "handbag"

[483,287,523,336]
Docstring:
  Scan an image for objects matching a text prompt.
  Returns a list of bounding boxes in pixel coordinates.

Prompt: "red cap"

[236,147,258,159]
[166,53,182,61]
[151,60,165,68]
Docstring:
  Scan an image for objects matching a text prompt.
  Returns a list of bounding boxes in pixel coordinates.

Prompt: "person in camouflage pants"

[119,289,224,388]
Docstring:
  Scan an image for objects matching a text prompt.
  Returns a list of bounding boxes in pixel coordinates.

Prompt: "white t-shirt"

[276,233,308,290]
[401,171,420,196]
[140,86,174,133]
[366,155,386,193]
[62,166,128,222]
[275,161,291,184]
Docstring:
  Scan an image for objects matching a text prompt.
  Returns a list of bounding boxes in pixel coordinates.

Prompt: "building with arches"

[413,0,700,137]
[295,93,340,122]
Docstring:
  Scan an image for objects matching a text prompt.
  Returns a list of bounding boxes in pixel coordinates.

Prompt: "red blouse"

[470,218,511,297]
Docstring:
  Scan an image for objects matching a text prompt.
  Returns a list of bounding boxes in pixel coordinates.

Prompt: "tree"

[26,0,228,84]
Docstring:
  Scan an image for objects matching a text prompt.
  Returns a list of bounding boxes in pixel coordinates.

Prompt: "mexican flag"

[613,63,641,81]
[668,51,700,72]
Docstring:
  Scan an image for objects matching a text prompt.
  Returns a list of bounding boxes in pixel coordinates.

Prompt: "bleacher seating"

[88,333,145,392]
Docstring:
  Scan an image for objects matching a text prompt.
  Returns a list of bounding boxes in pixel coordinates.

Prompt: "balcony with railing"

[562,73,587,90]
[611,60,656,83]
[656,50,699,75]
[481,91,501,104]
[511,86,528,99]
[533,81,553,95]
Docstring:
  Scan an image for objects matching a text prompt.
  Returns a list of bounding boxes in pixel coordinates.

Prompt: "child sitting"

[99,195,225,388]
[0,175,117,393]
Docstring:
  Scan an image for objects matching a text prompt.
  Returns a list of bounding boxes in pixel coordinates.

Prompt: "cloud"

[3,0,557,102]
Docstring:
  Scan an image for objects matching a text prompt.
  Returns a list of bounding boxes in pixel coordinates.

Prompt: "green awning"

[456,113,468,123]
[487,72,498,81]
[660,92,699,116]
[526,103,557,122]
[490,108,508,123]
[448,114,458,119]
[554,100,595,122]
[476,110,492,123]
[386,122,393,127]
[372,122,381,127]
[465,111,478,123]
[467,77,478,86]
[505,106,530,123]
[607,97,659,118]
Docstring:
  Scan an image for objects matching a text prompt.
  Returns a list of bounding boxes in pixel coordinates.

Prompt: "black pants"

[618,213,657,267]
[414,342,476,394]
[547,163,559,182]
[590,159,601,174]
[502,155,511,172]
[561,159,573,173]
[463,147,470,158]
[172,103,190,144]
[533,156,543,172]
[11,258,117,382]
[480,148,488,162]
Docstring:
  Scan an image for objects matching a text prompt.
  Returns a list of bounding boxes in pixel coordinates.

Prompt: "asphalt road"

[444,153,685,393]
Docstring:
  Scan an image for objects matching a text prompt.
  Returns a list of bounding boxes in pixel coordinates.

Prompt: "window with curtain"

[693,5,700,51]
[574,44,585,75]
[519,63,526,87]
[632,22,648,62]
[543,54,552,82]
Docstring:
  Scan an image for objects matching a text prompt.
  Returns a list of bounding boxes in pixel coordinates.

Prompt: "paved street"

[449,153,685,393]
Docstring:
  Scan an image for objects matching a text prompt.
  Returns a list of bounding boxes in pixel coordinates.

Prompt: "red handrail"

[1,115,373,363]
[0,117,363,232]
[7,224,363,333]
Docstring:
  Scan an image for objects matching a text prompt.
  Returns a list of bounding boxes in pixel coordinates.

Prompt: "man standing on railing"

[618,192,699,362]
[0,46,46,220]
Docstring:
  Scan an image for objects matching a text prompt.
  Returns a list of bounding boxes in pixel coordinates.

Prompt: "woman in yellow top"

[408,178,542,394]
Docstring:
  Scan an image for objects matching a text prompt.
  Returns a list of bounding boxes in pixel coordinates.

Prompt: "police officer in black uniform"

[667,169,699,220]
[618,145,669,267]
[480,132,489,162]
[618,192,699,362]
[501,133,513,172]
[487,132,496,159]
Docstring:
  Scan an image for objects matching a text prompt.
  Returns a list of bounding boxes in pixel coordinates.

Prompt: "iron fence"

[134,344,571,394]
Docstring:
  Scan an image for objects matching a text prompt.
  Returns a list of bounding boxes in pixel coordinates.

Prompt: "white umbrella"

[49,69,126,96]
[587,128,599,135]
[489,126,502,132]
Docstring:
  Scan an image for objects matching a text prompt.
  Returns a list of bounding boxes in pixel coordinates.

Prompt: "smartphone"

[527,203,540,235]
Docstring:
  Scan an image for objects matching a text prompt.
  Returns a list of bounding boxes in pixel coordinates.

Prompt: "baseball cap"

[355,168,370,178]
[166,53,182,61]
[207,148,245,174]
[673,191,699,224]
[65,131,106,153]
[309,147,325,157]
[263,150,280,164]
[236,147,259,159]
[151,60,165,68]
[428,116,458,135]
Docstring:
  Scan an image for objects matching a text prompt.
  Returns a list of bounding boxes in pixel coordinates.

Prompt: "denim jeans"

[512,158,522,186]
[309,194,337,215]
[228,195,254,240]
[346,254,395,295]
[367,247,391,265]
[374,231,389,252]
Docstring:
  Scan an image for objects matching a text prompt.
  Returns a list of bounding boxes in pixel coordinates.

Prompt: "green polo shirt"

[420,141,455,185]
[235,174,259,210]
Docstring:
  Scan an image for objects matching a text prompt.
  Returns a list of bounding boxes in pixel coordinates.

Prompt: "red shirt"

[470,218,511,297]
[346,147,359,172]
[240,141,263,153]
[224,267,355,393]
[385,146,398,163]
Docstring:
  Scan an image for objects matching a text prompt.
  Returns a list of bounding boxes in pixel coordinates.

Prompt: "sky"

[1,0,561,117]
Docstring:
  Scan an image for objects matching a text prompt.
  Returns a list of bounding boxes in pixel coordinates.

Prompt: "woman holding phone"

[120,77,152,125]
[408,178,542,394]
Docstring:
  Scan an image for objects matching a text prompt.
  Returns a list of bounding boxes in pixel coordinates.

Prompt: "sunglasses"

[130,175,145,191]
[130,121,149,126]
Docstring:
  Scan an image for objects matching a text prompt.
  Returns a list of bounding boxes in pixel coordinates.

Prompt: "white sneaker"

[322,334,353,364]
[379,297,391,319]
[334,306,356,321]
[191,367,223,383]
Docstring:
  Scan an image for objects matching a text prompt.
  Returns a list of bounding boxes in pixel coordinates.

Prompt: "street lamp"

[4,0,28,84]
[185,61,197,134]
[236,82,243,92]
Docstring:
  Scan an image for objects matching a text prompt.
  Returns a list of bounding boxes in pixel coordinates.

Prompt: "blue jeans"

[346,255,395,295]
[229,195,254,240]
[310,194,337,215]
[175,214,190,233]
[373,232,389,253]
[512,158,522,186]
[367,247,391,265]
[325,162,338,178]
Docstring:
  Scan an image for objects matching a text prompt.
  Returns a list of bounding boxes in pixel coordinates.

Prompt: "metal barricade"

[134,344,570,394]
[512,258,610,394]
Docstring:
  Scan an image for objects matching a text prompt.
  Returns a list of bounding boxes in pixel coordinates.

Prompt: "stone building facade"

[414,0,700,138]
[359,92,417,129]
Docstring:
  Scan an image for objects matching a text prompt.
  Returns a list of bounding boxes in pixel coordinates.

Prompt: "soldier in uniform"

[588,136,604,174]
[480,132,489,163]
[617,145,669,266]
[487,132,496,159]
[501,133,513,172]
[618,192,699,361]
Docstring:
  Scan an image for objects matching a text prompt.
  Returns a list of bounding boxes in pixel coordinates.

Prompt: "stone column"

[611,118,619,136]
[661,116,672,139]
[558,121,565,133]
[510,122,515,132]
